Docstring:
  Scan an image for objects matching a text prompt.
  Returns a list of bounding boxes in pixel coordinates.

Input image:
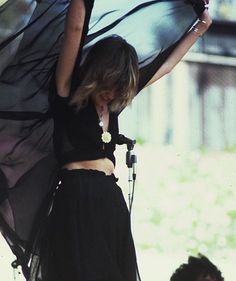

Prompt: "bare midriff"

[63,158,115,176]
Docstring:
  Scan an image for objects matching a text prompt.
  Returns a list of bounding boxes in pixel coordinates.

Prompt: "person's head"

[170,254,224,281]
[70,35,139,112]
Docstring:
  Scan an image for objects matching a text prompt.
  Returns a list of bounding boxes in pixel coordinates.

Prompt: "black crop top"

[52,94,119,166]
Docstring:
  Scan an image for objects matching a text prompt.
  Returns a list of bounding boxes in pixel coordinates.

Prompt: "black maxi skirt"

[37,169,140,281]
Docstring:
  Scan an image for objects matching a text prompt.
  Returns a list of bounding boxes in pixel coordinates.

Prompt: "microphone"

[132,154,137,180]
[117,134,137,212]
[117,134,136,147]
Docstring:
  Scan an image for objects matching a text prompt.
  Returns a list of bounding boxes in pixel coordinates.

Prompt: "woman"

[31,1,211,280]
[38,35,141,281]
[45,35,140,281]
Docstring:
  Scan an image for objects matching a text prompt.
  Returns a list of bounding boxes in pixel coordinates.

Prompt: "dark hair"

[170,254,224,281]
[70,35,139,112]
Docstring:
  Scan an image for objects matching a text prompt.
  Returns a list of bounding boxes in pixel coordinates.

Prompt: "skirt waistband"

[58,168,119,182]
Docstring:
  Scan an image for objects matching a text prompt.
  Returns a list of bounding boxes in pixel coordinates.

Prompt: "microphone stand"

[117,135,142,281]
[125,141,137,212]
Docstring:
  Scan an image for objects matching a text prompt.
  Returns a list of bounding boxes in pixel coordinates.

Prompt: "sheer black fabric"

[0,0,204,278]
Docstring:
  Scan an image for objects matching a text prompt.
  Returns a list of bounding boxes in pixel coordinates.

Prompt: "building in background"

[120,2,236,150]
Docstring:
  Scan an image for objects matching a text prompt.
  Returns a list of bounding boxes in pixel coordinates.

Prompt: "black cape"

[0,0,204,276]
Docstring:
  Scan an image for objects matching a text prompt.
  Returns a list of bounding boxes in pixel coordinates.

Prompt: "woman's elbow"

[67,20,84,34]
[147,64,171,86]
[159,63,172,77]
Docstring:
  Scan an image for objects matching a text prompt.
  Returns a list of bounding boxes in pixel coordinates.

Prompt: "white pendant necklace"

[98,105,112,144]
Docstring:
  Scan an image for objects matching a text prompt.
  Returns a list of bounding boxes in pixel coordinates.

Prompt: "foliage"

[118,145,236,259]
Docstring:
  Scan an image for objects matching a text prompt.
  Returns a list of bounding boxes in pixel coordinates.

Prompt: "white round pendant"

[101,131,112,143]
[99,120,104,127]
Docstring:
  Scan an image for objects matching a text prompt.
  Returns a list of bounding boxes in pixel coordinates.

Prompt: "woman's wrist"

[200,9,212,26]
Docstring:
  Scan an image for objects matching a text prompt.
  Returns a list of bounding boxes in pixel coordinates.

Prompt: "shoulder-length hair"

[70,36,139,112]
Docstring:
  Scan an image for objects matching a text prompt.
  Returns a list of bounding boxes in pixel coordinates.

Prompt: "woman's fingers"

[203,0,209,9]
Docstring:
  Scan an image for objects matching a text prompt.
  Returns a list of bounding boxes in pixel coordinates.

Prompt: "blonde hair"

[70,36,139,112]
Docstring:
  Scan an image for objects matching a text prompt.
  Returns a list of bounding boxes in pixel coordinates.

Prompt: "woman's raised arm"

[56,0,86,97]
[145,8,212,87]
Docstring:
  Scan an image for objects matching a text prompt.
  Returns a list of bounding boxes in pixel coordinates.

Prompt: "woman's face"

[94,90,115,107]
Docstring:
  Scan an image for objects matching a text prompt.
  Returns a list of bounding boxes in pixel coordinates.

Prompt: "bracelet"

[191,26,202,37]
[197,19,207,25]
[191,18,207,36]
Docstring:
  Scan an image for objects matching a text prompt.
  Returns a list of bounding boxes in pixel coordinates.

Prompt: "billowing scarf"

[0,0,204,277]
